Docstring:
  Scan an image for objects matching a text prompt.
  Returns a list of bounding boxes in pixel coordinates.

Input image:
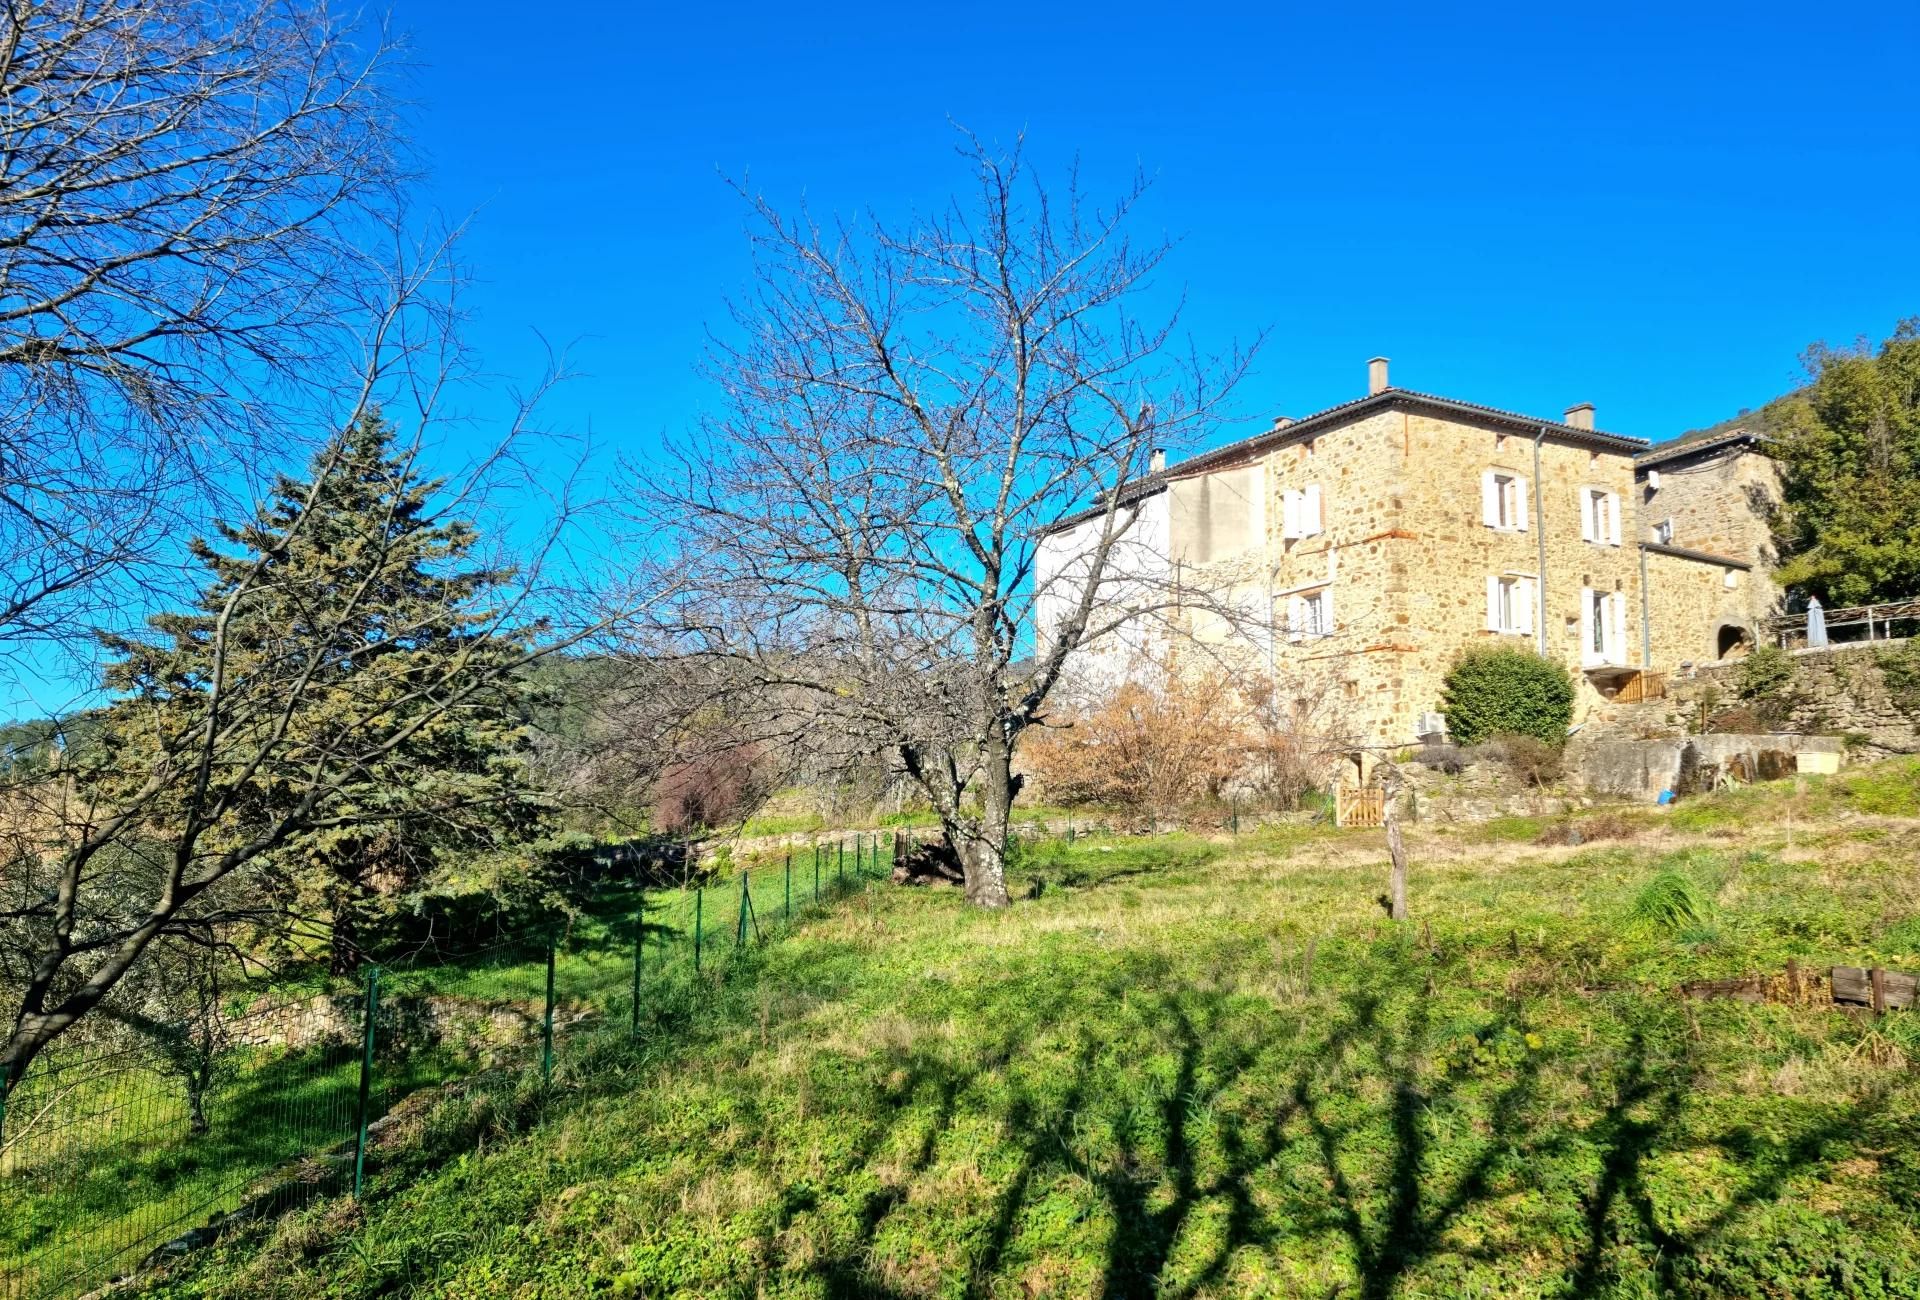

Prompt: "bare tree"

[0,0,407,665]
[638,135,1253,907]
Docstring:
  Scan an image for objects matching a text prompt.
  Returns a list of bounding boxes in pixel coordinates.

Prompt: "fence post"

[630,897,644,1037]
[1067,813,1074,844]
[785,848,793,920]
[736,871,750,946]
[352,965,380,1198]
[813,844,820,902]
[694,887,704,972]
[541,935,556,1086]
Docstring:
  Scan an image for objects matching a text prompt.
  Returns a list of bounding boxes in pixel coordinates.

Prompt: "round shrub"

[1441,647,1574,747]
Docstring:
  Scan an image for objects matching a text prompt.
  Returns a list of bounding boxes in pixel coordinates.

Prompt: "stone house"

[1035,359,1779,749]
[1633,429,1780,664]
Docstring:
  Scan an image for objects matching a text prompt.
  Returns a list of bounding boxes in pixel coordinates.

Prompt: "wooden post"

[1870,966,1887,1014]
[1383,767,1409,922]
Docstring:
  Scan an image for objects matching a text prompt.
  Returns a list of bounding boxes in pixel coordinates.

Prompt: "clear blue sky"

[401,0,1918,452]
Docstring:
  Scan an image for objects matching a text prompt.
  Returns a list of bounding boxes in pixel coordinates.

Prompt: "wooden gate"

[1336,785,1385,829]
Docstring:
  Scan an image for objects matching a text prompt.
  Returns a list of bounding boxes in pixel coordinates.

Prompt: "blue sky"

[402,0,1918,454]
[8,1,1919,719]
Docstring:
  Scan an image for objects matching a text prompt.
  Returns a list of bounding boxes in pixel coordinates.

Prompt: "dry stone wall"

[1676,641,1920,756]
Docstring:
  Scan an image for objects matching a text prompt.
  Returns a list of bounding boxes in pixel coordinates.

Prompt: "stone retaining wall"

[1676,640,1919,756]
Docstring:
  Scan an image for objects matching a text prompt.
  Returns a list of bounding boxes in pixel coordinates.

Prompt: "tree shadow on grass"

[763,939,1907,1300]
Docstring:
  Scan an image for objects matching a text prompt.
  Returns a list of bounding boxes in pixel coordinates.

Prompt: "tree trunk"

[1383,768,1410,922]
[961,735,1014,909]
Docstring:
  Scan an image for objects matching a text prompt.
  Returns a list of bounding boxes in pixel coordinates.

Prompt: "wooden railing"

[1614,670,1668,703]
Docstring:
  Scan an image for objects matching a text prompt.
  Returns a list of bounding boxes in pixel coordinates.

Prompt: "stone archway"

[1716,623,1753,660]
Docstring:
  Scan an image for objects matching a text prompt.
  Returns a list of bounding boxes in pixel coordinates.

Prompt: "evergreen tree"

[96,410,552,975]
[1772,320,1920,606]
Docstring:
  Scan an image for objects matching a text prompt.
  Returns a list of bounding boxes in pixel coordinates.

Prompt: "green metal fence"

[0,833,899,1300]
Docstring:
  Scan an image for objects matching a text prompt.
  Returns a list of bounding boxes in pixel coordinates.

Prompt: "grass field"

[137,761,1920,1298]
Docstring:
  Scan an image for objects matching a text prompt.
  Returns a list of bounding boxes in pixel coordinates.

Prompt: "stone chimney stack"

[1564,402,1595,430]
[1149,447,1166,472]
[1367,357,1390,395]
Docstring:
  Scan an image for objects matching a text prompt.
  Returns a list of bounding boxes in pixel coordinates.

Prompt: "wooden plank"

[1831,966,1917,1009]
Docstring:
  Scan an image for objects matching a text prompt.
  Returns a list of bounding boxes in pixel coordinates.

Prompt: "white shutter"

[1281,490,1301,540]
[1580,490,1596,542]
[1514,476,1530,531]
[1287,594,1305,642]
[1320,588,1334,636]
[1516,578,1536,637]
[1607,492,1623,545]
[1579,585,1595,665]
[1481,472,1498,527]
[1609,591,1627,663]
[1486,576,1501,631]
[1304,484,1324,536]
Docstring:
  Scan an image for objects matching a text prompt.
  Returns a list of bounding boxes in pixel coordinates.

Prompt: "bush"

[1736,643,1796,702]
[1475,733,1565,787]
[1441,648,1574,747]
[1879,639,1920,719]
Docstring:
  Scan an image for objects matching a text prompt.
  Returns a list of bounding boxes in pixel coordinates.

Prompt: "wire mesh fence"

[0,832,902,1300]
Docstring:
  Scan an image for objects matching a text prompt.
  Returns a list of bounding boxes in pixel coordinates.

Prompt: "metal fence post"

[541,936,556,1086]
[694,887,704,972]
[352,966,380,1197]
[736,871,750,946]
[813,844,820,902]
[630,896,644,1037]
[785,848,793,920]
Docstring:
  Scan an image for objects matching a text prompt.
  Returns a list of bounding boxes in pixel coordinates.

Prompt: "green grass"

[2,839,888,1300]
[123,760,1920,1299]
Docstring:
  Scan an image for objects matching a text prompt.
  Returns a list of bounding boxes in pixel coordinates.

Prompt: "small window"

[1653,518,1674,546]
[1724,568,1739,590]
[1485,574,1536,635]
[1481,471,1528,531]
[1288,588,1333,641]
[1281,485,1324,540]
[1581,487,1622,545]
[1590,589,1608,655]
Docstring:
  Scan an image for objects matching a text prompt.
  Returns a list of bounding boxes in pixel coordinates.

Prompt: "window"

[1288,588,1333,641]
[1581,586,1627,667]
[1281,485,1324,540]
[1484,574,1536,636]
[1580,487,1622,545]
[1653,517,1674,546]
[1480,471,1528,531]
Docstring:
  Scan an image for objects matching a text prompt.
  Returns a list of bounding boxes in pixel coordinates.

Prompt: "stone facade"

[1037,365,1784,749]
[1634,434,1781,661]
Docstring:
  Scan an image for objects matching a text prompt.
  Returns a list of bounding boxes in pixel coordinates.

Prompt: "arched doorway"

[1716,624,1753,660]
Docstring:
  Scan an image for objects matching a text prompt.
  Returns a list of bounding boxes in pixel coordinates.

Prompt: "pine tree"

[95,410,552,975]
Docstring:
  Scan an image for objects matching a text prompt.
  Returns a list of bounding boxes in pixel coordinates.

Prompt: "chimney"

[1148,447,1166,472]
[1270,415,1295,432]
[1564,402,1595,430]
[1367,356,1390,395]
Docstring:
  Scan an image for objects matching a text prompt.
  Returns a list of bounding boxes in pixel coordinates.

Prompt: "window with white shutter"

[1582,488,1622,545]
[1482,471,1528,531]
[1303,484,1324,536]
[1487,575,1536,635]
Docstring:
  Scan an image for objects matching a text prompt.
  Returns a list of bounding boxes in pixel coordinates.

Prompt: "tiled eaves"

[1042,387,1650,535]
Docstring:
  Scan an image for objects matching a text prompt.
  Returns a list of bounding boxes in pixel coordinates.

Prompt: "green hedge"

[1441,647,1574,747]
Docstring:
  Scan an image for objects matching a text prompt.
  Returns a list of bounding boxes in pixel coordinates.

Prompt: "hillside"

[1658,386,1807,453]
[143,763,1920,1299]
